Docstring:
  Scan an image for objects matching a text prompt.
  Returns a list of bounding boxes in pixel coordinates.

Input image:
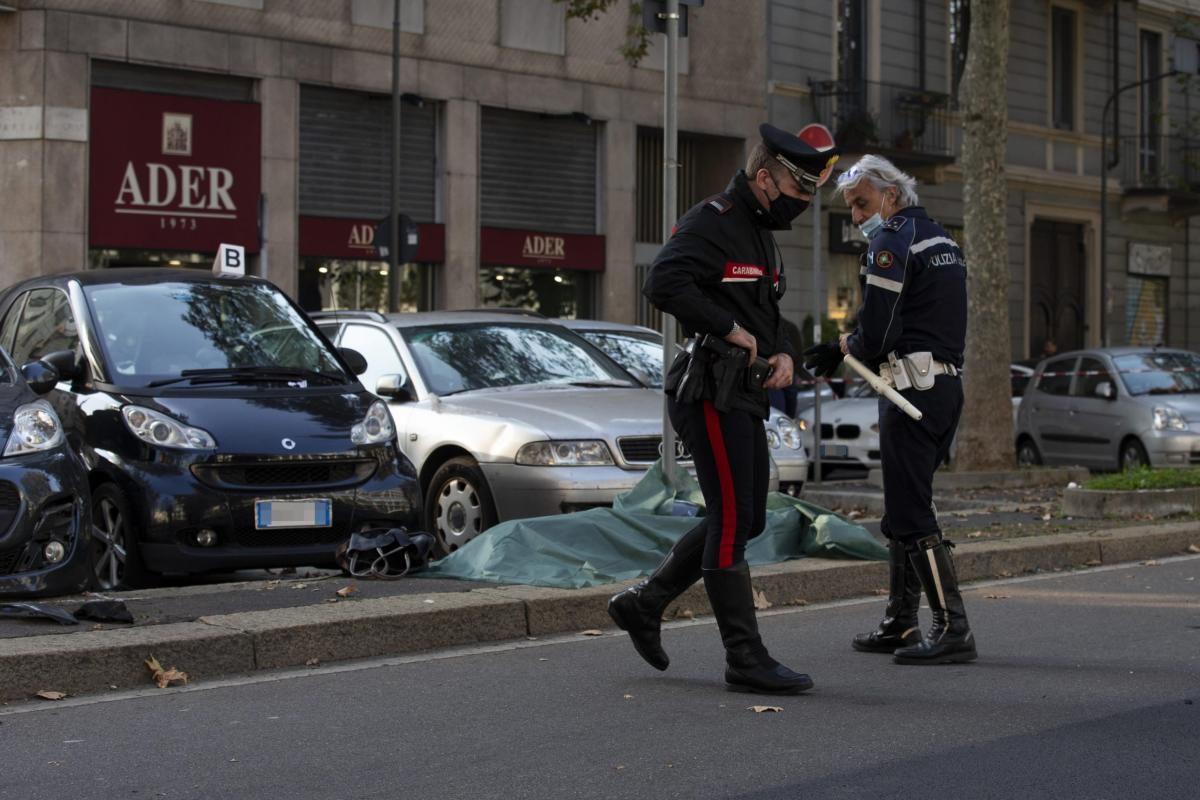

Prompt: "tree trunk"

[955,0,1014,472]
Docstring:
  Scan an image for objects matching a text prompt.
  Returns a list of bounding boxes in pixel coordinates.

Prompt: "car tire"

[425,457,498,556]
[90,483,154,590]
[1118,438,1149,472]
[1016,437,1042,467]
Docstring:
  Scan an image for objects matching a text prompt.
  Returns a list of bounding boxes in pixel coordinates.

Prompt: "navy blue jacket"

[846,206,967,371]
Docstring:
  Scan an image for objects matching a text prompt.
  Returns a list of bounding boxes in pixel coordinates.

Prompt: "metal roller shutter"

[299,86,437,221]
[481,107,596,234]
[91,60,254,101]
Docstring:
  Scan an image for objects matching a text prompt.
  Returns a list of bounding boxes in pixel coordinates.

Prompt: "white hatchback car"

[313,311,779,552]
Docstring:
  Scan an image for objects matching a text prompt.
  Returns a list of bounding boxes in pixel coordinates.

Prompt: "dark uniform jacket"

[846,206,967,372]
[642,171,797,417]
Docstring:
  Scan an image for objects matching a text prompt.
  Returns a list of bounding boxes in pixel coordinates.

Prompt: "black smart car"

[0,269,421,589]
[0,347,93,597]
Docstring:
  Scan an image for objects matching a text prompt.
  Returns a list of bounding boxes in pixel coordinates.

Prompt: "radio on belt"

[213,243,246,278]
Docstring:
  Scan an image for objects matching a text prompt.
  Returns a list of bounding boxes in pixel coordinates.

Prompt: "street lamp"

[1099,69,1181,347]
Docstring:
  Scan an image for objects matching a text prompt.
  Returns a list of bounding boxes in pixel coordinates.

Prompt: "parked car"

[0,347,93,597]
[799,363,1033,476]
[312,311,780,552]
[1015,347,1200,470]
[0,270,421,589]
[555,318,808,495]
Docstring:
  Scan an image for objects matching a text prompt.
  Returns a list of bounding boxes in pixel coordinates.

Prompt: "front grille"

[868,450,881,460]
[34,499,75,540]
[0,547,22,576]
[820,424,833,440]
[617,436,692,464]
[836,424,861,440]
[193,459,375,490]
[231,528,346,548]
[0,480,18,536]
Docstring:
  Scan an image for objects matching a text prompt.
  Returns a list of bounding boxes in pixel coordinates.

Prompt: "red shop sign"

[480,227,605,271]
[88,87,261,253]
[298,216,445,263]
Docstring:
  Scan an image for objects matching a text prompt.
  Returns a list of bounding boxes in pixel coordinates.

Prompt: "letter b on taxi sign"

[213,243,246,278]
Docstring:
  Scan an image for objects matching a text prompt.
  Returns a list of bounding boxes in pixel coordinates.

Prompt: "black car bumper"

[0,449,92,598]
[128,445,421,574]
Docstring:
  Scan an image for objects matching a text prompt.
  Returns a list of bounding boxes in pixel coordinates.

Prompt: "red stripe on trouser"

[703,400,737,569]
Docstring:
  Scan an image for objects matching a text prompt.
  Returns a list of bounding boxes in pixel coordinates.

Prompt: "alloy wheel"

[435,477,483,552]
[92,497,128,591]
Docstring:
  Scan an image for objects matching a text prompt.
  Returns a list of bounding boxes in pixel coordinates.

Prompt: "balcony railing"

[1116,134,1200,194]
[809,79,955,164]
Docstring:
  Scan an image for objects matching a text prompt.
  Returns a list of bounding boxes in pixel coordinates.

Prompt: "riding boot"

[703,562,813,694]
[607,526,704,670]
[852,540,922,653]
[893,534,977,665]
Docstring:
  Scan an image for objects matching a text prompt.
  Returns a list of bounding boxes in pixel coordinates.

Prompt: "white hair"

[835,155,919,209]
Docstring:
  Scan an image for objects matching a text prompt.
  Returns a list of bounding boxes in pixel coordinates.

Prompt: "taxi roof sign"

[213,243,246,278]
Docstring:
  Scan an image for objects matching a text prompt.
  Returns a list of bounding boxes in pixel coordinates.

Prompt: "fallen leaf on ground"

[305,658,319,666]
[35,690,66,701]
[1188,544,1200,554]
[967,531,984,539]
[847,510,863,520]
[873,588,889,596]
[291,583,307,590]
[623,694,634,700]
[752,589,772,610]
[792,598,809,606]
[748,705,783,713]
[144,655,188,689]
[1143,560,1161,566]
[676,608,695,620]
[580,629,604,636]
[984,594,1009,600]
[1085,559,1102,566]
[335,585,358,598]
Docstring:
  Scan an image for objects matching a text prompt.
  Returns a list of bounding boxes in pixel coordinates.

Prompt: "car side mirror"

[20,359,61,395]
[1094,380,1116,400]
[376,373,415,403]
[39,349,81,382]
[338,347,368,376]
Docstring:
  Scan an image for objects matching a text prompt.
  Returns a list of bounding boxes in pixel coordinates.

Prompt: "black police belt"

[878,351,959,392]
[665,335,771,411]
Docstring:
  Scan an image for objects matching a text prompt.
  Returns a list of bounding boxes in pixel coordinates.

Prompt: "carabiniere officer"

[608,124,838,695]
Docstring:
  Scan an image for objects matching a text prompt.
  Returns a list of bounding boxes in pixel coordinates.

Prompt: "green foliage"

[1085,467,1200,491]
[555,0,653,66]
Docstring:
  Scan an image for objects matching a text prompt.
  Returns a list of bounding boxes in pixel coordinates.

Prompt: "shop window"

[500,0,565,55]
[1125,276,1167,346]
[479,267,594,319]
[298,259,433,314]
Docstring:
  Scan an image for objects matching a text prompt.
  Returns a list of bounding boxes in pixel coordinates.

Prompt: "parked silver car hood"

[435,385,664,439]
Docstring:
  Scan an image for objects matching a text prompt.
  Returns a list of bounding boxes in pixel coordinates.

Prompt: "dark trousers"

[668,397,770,569]
[878,375,964,543]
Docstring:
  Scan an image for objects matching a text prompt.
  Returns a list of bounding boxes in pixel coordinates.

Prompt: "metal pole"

[388,0,402,312]
[661,0,680,483]
[811,189,822,484]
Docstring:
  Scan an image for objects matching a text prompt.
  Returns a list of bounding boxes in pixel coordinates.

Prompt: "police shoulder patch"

[883,216,907,232]
[705,194,733,215]
[876,250,896,269]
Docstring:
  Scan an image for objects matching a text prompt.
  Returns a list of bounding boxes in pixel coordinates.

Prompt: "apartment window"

[837,0,867,91]
[1139,29,1164,177]
[949,0,970,103]
[500,0,566,55]
[1051,7,1076,130]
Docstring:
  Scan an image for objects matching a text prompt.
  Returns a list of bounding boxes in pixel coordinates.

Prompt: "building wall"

[0,0,767,320]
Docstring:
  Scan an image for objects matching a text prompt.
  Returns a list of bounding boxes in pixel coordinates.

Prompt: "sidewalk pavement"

[1,518,1196,705]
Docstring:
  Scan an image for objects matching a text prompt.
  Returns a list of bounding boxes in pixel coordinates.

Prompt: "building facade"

[0,0,765,320]
[768,0,1200,359]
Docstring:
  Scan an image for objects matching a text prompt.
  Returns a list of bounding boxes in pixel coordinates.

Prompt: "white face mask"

[860,213,884,239]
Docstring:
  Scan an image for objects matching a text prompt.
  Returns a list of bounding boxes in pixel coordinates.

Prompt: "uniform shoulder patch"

[704,194,733,215]
[883,216,907,232]
[876,250,896,269]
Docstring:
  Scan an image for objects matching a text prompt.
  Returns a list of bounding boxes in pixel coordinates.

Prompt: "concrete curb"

[2,522,1197,704]
[868,466,1090,490]
[1062,486,1200,517]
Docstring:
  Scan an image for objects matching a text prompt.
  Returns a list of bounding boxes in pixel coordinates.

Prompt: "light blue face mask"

[860,213,884,239]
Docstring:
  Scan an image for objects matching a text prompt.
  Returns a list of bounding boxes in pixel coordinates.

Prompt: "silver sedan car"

[1015,347,1200,470]
[557,318,810,495]
[313,311,779,552]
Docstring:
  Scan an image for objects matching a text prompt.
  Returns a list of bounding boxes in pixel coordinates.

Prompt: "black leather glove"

[802,342,844,378]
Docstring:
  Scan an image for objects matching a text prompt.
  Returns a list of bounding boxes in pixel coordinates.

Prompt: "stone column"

[600,119,637,323]
[258,77,298,296]
[440,97,479,309]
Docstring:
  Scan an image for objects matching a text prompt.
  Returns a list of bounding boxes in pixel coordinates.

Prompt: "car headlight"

[765,428,782,449]
[1153,405,1188,432]
[4,400,64,456]
[515,440,614,466]
[352,400,396,445]
[776,418,803,450]
[122,405,216,449]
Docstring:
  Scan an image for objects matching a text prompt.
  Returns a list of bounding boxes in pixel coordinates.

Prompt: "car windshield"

[1113,351,1200,396]
[83,281,346,387]
[580,331,664,388]
[403,323,631,395]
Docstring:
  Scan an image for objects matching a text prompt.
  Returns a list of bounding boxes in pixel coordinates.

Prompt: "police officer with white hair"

[804,154,976,665]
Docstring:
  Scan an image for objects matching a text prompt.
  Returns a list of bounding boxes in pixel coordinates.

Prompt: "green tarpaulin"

[421,461,886,589]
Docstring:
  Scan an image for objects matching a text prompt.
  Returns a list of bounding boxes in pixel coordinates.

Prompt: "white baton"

[843,354,923,421]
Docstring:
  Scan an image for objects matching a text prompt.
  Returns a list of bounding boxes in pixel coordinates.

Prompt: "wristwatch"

[727,320,741,336]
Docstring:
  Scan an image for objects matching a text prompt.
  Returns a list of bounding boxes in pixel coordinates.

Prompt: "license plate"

[255,500,332,529]
[820,445,849,458]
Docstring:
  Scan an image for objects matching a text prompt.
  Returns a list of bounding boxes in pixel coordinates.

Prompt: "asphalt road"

[2,557,1197,800]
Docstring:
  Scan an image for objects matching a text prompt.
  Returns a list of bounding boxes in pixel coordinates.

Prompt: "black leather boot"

[852,540,922,653]
[607,529,703,671]
[704,562,813,694]
[893,535,977,665]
